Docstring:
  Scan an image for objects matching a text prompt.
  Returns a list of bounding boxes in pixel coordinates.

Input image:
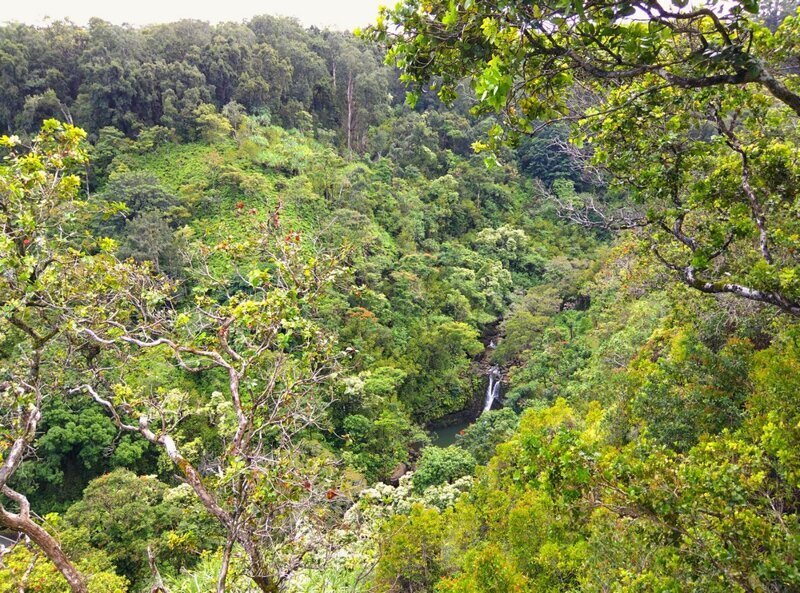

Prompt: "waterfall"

[483,366,503,412]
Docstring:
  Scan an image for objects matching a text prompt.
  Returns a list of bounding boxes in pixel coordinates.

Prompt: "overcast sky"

[2,0,385,30]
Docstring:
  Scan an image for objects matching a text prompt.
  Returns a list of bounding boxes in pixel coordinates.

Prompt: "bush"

[412,446,476,493]
[457,408,519,465]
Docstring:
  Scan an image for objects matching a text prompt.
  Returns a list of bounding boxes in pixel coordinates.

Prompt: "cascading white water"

[483,366,503,412]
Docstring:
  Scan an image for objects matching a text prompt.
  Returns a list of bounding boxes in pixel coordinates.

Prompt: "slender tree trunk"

[346,72,354,152]
[216,536,234,593]
[147,545,168,593]
[84,386,280,593]
[0,494,87,593]
[240,536,279,593]
[0,397,87,592]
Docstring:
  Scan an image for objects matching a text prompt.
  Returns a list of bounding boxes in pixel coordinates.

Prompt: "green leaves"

[373,0,800,314]
[442,0,460,27]
[475,57,513,111]
[412,446,477,492]
[480,16,499,41]
[741,0,760,13]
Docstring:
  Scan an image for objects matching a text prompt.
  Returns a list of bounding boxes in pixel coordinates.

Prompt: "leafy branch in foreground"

[370,0,800,314]
[78,226,351,593]
[0,120,127,593]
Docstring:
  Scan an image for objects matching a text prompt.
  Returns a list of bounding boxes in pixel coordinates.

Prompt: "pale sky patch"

[2,0,385,30]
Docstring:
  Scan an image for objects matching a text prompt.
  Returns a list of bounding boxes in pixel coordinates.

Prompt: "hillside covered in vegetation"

[1,3,800,592]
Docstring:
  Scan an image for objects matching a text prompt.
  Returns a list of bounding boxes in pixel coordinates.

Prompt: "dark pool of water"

[430,420,471,447]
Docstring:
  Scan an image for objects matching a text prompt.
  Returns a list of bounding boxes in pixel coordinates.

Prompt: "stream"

[483,365,503,412]
[430,356,505,447]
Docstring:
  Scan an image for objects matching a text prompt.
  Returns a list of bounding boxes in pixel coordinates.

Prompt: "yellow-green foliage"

[386,327,800,592]
[0,543,128,593]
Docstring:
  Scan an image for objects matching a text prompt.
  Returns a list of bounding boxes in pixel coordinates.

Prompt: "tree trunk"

[346,72,354,152]
[0,504,87,593]
[240,535,280,593]
[216,537,234,593]
[0,405,85,593]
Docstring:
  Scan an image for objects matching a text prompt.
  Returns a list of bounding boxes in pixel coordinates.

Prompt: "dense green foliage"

[372,0,800,314]
[0,16,389,146]
[411,446,476,493]
[2,3,800,592]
